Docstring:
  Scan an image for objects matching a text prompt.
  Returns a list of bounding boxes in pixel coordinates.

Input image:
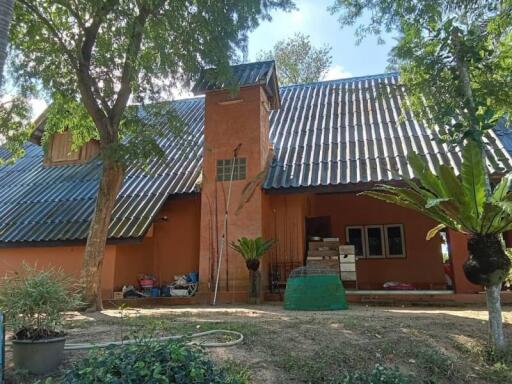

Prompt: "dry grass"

[5,303,512,383]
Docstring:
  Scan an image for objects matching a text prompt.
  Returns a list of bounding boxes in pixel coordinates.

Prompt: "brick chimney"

[192,61,280,303]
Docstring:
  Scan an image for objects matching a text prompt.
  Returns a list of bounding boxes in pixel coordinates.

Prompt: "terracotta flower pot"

[12,336,66,374]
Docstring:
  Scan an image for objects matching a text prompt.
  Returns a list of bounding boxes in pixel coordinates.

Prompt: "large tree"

[0,0,13,86]
[9,0,294,311]
[330,0,512,350]
[257,32,332,85]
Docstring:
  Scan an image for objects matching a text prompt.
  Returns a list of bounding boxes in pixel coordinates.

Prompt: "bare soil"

[5,303,512,383]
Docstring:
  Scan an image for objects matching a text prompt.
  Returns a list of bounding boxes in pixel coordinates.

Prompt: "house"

[1,60,512,303]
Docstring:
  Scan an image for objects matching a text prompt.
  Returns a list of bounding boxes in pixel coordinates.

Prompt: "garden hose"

[65,329,244,350]
[5,329,244,350]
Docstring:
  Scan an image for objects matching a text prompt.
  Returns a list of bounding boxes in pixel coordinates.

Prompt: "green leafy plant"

[361,140,512,349]
[63,339,245,384]
[257,32,332,85]
[229,237,275,271]
[331,0,512,353]
[333,364,413,384]
[0,263,82,340]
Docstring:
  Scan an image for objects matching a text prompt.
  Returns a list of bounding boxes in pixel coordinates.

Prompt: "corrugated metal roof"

[192,60,280,109]
[1,71,512,244]
[0,97,204,243]
[264,73,512,189]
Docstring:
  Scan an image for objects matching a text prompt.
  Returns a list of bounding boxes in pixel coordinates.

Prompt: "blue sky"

[247,0,395,79]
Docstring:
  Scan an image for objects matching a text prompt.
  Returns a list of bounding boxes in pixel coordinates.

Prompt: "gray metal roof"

[1,71,512,244]
[192,60,280,109]
[0,98,204,244]
[264,73,512,189]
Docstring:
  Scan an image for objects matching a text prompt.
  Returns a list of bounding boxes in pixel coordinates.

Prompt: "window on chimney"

[216,158,246,181]
[45,131,100,166]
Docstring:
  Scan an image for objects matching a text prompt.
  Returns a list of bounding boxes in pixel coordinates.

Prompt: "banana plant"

[361,140,511,351]
[229,237,275,271]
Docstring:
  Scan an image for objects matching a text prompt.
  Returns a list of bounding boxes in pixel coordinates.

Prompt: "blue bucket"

[150,287,161,297]
[161,286,171,297]
[187,272,199,283]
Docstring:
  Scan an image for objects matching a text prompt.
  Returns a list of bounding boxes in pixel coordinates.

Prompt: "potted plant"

[230,237,275,304]
[0,264,81,374]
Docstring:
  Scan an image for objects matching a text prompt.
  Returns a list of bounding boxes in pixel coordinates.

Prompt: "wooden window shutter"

[50,132,80,163]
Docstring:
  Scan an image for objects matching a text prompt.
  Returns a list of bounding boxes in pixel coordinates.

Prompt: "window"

[385,224,405,258]
[216,158,246,181]
[346,224,405,259]
[365,225,385,258]
[346,226,365,257]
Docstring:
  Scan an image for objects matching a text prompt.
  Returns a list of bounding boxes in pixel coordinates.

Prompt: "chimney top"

[192,60,280,110]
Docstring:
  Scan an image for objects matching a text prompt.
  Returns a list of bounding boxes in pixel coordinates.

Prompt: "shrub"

[333,364,413,384]
[0,264,82,340]
[63,339,246,384]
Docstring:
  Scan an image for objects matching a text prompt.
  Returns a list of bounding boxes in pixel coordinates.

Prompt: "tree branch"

[109,6,152,131]
[75,2,120,135]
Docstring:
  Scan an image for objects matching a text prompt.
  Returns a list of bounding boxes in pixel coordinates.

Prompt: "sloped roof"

[265,73,512,189]
[0,72,511,244]
[0,98,204,244]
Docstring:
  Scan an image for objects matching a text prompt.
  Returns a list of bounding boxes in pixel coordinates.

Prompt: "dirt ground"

[5,303,512,383]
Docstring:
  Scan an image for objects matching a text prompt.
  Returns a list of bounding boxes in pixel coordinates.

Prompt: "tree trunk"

[0,0,14,87]
[486,283,506,352]
[248,270,261,304]
[464,233,510,350]
[81,158,124,311]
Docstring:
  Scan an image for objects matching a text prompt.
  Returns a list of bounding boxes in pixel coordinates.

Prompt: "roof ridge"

[280,71,400,89]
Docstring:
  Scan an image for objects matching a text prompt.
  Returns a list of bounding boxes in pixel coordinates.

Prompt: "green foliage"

[229,236,275,268]
[333,364,413,384]
[0,263,82,340]
[330,0,512,144]
[8,0,295,161]
[414,347,456,382]
[257,32,332,85]
[0,96,31,162]
[63,339,245,384]
[361,141,512,236]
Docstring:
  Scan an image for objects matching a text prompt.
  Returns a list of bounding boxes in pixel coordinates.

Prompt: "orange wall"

[152,196,201,284]
[0,245,116,298]
[113,195,201,289]
[305,193,446,289]
[114,237,154,289]
[0,197,202,299]
[263,193,308,287]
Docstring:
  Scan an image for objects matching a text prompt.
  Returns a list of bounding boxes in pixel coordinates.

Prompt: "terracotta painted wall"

[113,195,201,289]
[307,193,447,289]
[114,237,154,290]
[0,245,116,299]
[263,193,308,287]
[198,85,272,301]
[152,196,201,284]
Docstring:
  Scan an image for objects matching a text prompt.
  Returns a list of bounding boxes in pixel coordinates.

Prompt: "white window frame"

[345,226,366,259]
[384,224,406,258]
[364,225,385,258]
[345,224,406,259]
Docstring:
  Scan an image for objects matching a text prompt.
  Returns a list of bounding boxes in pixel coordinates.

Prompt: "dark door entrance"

[305,216,332,239]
